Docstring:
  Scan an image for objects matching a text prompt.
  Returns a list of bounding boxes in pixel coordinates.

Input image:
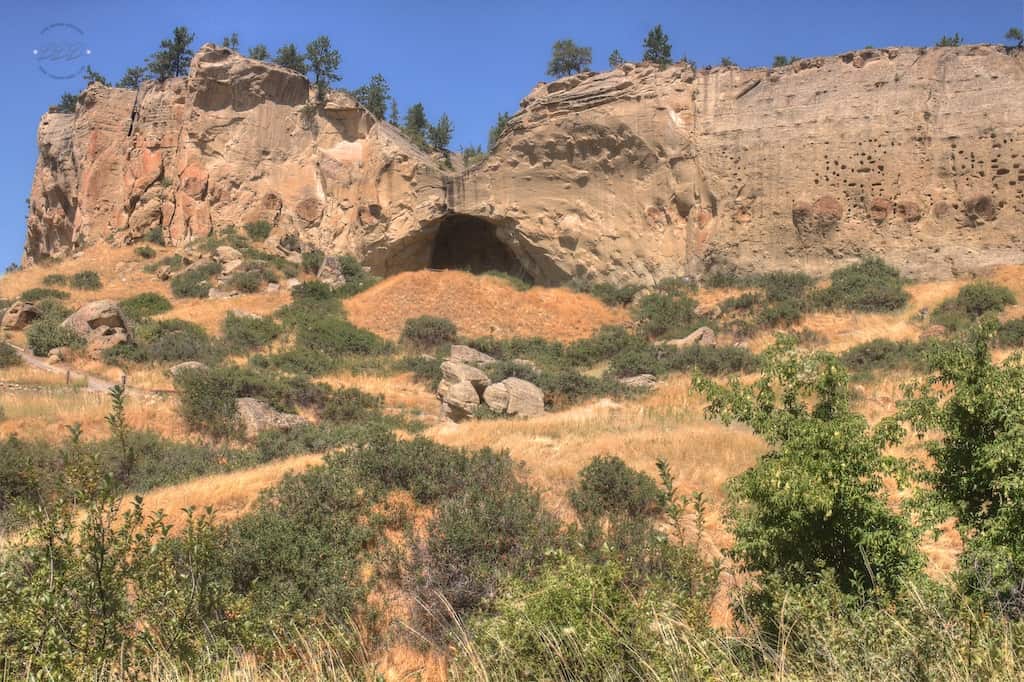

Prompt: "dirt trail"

[3,342,170,397]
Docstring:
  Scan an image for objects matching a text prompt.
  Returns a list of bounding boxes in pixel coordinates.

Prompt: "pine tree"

[428,114,453,150]
[248,44,269,61]
[274,44,307,74]
[403,103,429,147]
[608,49,625,68]
[56,92,77,113]
[116,66,145,89]
[146,26,196,81]
[84,66,108,86]
[305,35,340,102]
[642,25,672,65]
[547,39,592,77]
[1007,27,1023,48]
[389,98,399,125]
[221,33,239,50]
[488,112,511,151]
[352,73,390,120]
[935,33,964,47]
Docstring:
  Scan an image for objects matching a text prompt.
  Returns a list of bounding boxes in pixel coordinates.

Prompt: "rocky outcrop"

[26,43,1024,283]
[2,302,40,330]
[235,397,307,439]
[482,378,545,417]
[61,300,131,359]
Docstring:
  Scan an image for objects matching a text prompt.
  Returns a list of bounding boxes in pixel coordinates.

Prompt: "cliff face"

[25,43,1024,284]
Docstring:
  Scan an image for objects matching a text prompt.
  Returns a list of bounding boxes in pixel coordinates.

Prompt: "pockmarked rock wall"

[26,43,1024,284]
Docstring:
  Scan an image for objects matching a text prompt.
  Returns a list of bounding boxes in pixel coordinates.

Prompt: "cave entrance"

[429,213,533,282]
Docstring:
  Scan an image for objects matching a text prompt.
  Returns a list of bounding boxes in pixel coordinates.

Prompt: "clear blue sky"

[1,0,1020,267]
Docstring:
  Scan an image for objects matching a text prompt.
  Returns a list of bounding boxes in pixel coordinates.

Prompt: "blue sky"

[1,0,1020,267]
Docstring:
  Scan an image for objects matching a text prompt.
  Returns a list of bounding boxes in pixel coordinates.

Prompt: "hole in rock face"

[429,214,533,282]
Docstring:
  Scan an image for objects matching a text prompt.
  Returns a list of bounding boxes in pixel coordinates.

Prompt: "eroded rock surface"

[26,44,1024,283]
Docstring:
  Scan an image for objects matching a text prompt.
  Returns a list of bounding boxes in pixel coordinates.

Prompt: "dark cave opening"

[429,213,533,282]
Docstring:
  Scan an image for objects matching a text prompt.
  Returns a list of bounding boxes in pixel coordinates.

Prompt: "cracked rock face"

[25,43,1024,284]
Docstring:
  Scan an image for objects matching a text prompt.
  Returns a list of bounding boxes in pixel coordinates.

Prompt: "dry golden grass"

[131,453,325,531]
[319,371,439,416]
[153,289,291,335]
[0,390,186,443]
[0,363,86,386]
[345,270,629,342]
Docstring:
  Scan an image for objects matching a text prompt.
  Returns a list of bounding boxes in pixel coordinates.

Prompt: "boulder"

[47,346,71,363]
[618,374,657,390]
[221,259,245,275]
[665,326,716,348]
[285,278,301,289]
[61,300,127,337]
[694,302,722,320]
[316,255,347,286]
[235,397,307,439]
[155,265,173,280]
[169,360,207,376]
[208,286,237,299]
[448,344,497,366]
[440,360,491,393]
[483,377,545,417]
[213,245,243,263]
[1,301,40,330]
[438,379,480,420]
[86,325,130,359]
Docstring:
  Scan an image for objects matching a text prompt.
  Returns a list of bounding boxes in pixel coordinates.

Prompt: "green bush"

[633,291,702,339]
[222,312,280,353]
[41,273,67,286]
[25,315,84,356]
[226,269,263,293]
[296,316,389,356]
[134,245,157,259]
[395,354,443,389]
[113,318,222,365]
[252,348,339,376]
[243,220,273,241]
[145,225,165,245]
[290,280,335,302]
[301,249,325,275]
[575,281,641,307]
[756,299,806,328]
[570,456,663,519]
[997,318,1024,347]
[814,258,909,312]
[719,292,761,313]
[320,387,382,423]
[170,262,222,298]
[841,338,929,374]
[0,343,22,368]
[119,292,172,319]
[932,281,1016,331]
[483,270,532,291]
[565,325,637,366]
[172,366,243,438]
[400,315,457,348]
[757,271,814,303]
[69,270,102,290]
[20,287,69,302]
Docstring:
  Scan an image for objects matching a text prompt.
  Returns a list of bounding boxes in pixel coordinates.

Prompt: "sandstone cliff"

[26,43,1024,284]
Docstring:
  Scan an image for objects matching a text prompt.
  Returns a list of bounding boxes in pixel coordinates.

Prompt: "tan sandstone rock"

[235,398,307,439]
[448,345,497,366]
[482,378,545,417]
[666,326,717,348]
[2,301,40,330]
[61,300,128,337]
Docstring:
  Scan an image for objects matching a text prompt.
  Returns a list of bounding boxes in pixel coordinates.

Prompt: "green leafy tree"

[305,35,340,102]
[936,33,964,47]
[83,65,108,86]
[488,111,511,151]
[116,66,145,89]
[642,25,672,65]
[274,43,307,74]
[1007,27,1023,48]
[403,102,429,147]
[248,43,269,61]
[900,324,1024,609]
[546,39,592,77]
[221,32,239,50]
[55,92,77,113]
[608,49,625,68]
[720,56,736,67]
[146,26,196,81]
[352,73,390,120]
[428,113,453,149]
[695,337,920,595]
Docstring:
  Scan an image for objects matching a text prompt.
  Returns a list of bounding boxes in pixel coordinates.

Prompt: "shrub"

[69,270,102,290]
[814,258,909,312]
[297,316,389,356]
[253,348,339,376]
[570,456,663,519]
[665,344,759,375]
[145,225,165,245]
[119,292,172,319]
[756,299,806,328]
[222,312,280,352]
[226,269,263,294]
[302,249,325,275]
[320,387,382,423]
[290,280,335,302]
[20,287,69,302]
[170,262,222,298]
[576,282,641,307]
[243,220,272,241]
[400,315,457,348]
[633,291,702,339]
[134,246,157,259]
[841,338,928,374]
[565,325,637,365]
[395,354,443,389]
[719,292,761,313]
[536,369,625,408]
[0,343,22,368]
[25,315,84,356]
[757,271,814,303]
[42,273,67,286]
[483,270,532,291]
[933,281,1016,331]
[119,319,223,364]
[997,318,1024,347]
[173,366,243,437]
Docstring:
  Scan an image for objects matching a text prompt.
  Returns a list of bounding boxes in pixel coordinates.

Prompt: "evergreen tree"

[305,35,340,102]
[221,33,239,50]
[1007,27,1023,48]
[772,55,799,67]
[146,26,196,81]
[274,43,307,74]
[642,25,672,65]
[720,56,736,67]
[84,66,108,86]
[389,98,399,125]
[428,113,453,150]
[55,92,77,114]
[488,111,511,151]
[608,49,625,68]
[935,33,964,47]
[547,39,592,77]
[352,73,390,120]
[248,44,269,61]
[116,66,145,89]
[403,103,429,147]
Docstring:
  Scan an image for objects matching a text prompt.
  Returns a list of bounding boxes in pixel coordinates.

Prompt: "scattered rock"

[267,282,280,292]
[155,265,173,280]
[47,346,70,363]
[213,245,243,263]
[483,377,545,417]
[61,300,128,337]
[440,360,491,393]
[1,301,40,330]
[448,344,497,366]
[665,326,717,348]
[221,259,245,275]
[438,379,480,420]
[316,256,347,286]
[208,287,237,299]
[618,374,657,389]
[285,278,301,289]
[235,397,307,439]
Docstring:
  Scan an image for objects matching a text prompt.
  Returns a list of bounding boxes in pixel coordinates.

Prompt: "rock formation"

[26,43,1024,284]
